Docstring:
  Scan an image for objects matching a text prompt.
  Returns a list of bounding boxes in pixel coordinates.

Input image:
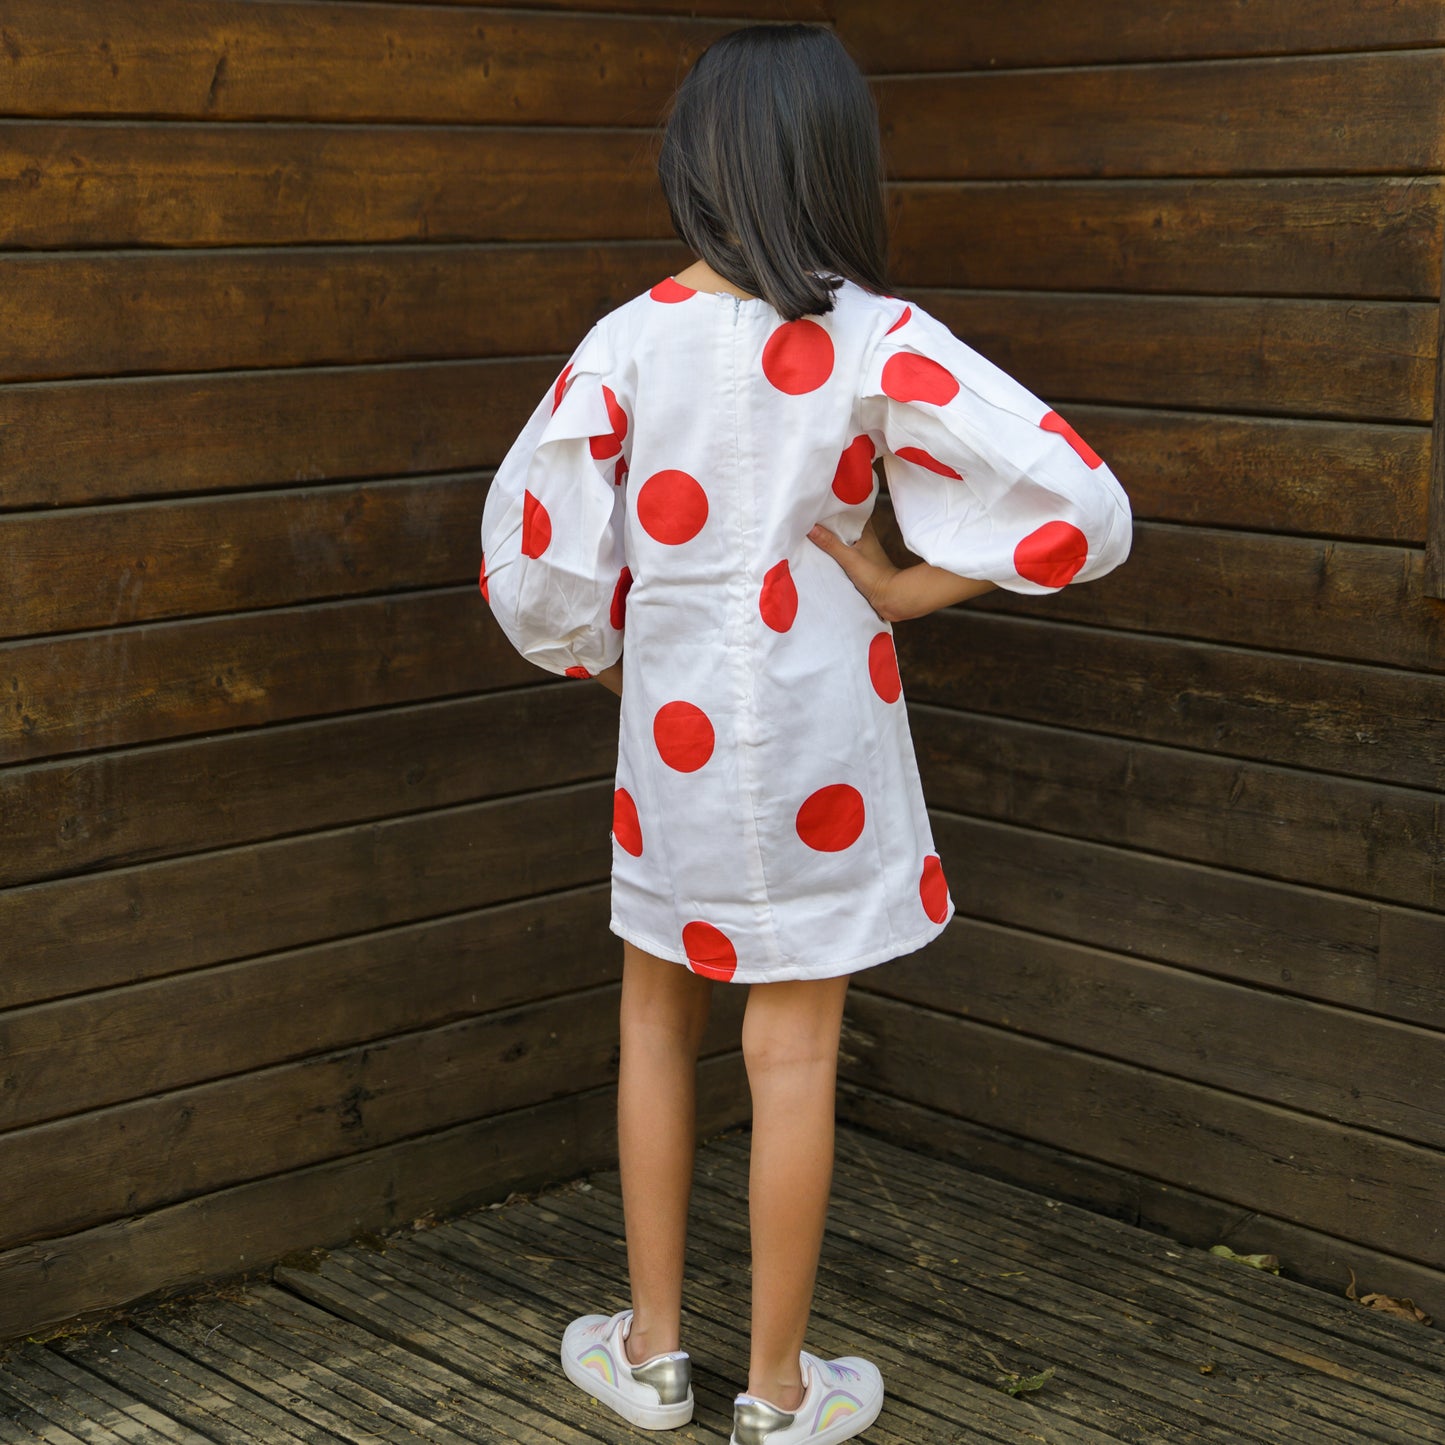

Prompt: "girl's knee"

[741,976,848,1073]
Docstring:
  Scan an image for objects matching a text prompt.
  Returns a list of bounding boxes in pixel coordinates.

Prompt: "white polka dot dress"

[480,278,1132,983]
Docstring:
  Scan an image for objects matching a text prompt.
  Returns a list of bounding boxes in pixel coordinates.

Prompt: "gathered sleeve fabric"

[479,325,631,678]
[859,304,1132,594]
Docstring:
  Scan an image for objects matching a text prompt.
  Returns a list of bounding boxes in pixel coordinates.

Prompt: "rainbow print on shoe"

[560,1308,694,1431]
[730,1349,884,1444]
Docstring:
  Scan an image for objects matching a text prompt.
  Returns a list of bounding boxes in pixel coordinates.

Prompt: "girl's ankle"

[746,1375,805,1411]
[624,1320,680,1366]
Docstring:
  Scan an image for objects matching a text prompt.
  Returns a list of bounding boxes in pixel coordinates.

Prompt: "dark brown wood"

[0,123,670,250]
[0,780,613,1002]
[839,0,1445,72]
[1,474,490,638]
[385,0,827,13]
[925,811,1445,1035]
[857,915,1445,1149]
[0,686,615,894]
[0,987,747,1246]
[1068,406,1428,545]
[841,991,1443,1266]
[900,610,1445,793]
[0,1052,748,1341]
[890,178,1444,300]
[909,705,1445,912]
[875,52,1445,180]
[1426,227,1445,596]
[0,2,720,125]
[0,888,614,1124]
[0,588,534,765]
[918,289,1436,423]
[0,243,685,383]
[0,359,553,511]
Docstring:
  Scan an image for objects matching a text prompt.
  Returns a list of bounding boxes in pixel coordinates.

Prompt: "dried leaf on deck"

[1345,1267,1432,1325]
[1209,1245,1280,1273]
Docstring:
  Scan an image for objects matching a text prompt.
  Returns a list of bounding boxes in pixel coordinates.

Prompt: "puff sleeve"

[479,325,631,678]
[860,304,1132,594]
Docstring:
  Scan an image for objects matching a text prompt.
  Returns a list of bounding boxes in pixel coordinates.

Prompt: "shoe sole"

[560,1347,695,1430]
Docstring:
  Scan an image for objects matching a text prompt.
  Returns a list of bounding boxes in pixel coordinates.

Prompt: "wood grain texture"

[889,178,1444,300]
[0,687,615,894]
[1427,242,1445,595]
[0,2,719,125]
[1,474,489,638]
[0,243,684,383]
[858,915,1445,1150]
[380,0,826,13]
[840,991,1442,1266]
[0,780,613,1005]
[0,1052,750,1341]
[911,706,1445,914]
[919,816,1445,1031]
[899,610,1445,793]
[0,359,553,511]
[875,51,1445,181]
[838,0,1445,72]
[0,123,670,250]
[919,289,1437,423]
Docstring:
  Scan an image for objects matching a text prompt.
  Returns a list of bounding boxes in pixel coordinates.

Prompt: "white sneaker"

[560,1308,694,1430]
[730,1350,884,1444]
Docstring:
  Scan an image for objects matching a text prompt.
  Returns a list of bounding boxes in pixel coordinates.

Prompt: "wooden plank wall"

[0,0,826,1342]
[834,2,1445,1318]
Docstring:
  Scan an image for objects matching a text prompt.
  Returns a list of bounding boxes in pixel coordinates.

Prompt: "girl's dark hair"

[658,24,889,322]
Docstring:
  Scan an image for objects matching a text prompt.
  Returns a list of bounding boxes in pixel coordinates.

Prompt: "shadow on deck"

[2,1126,1442,1443]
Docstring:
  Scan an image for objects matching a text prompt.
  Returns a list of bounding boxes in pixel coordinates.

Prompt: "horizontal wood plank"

[839,0,1445,72]
[912,706,1445,913]
[0,359,552,511]
[0,780,613,1004]
[899,611,1445,793]
[0,1052,750,1342]
[971,522,1445,675]
[858,914,1445,1148]
[840,991,1443,1267]
[381,0,826,12]
[0,244,683,383]
[0,986,746,1247]
[926,811,1445,1033]
[0,2,719,125]
[890,178,1444,300]
[0,588,533,765]
[919,289,1437,423]
[0,686,615,894]
[875,51,1445,180]
[0,123,670,250]
[2,474,487,638]
[1068,407,1428,545]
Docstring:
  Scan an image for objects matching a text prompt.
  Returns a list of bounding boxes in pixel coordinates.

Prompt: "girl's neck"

[674,258,758,302]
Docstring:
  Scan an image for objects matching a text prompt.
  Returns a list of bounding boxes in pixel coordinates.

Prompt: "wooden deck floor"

[2,1125,1443,1443]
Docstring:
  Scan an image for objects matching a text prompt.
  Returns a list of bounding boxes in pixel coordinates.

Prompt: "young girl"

[480,23,1130,1445]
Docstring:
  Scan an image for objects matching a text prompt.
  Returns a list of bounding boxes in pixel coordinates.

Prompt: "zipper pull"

[732,294,741,324]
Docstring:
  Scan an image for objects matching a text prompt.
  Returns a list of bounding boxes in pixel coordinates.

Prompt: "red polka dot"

[613,788,643,856]
[759,559,798,633]
[552,363,573,413]
[895,446,961,480]
[565,665,591,679]
[1014,520,1089,588]
[653,700,714,772]
[683,920,737,981]
[885,305,912,335]
[478,554,489,603]
[610,566,633,630]
[614,456,629,487]
[1041,410,1103,469]
[590,385,628,460]
[920,854,949,923]
[795,784,865,852]
[868,631,901,703]
[882,352,959,406]
[522,489,552,557]
[762,320,834,394]
[650,277,697,304]
[831,436,876,505]
[637,469,708,545]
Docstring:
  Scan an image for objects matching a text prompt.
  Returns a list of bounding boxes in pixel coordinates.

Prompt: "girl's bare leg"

[617,939,714,1365]
[742,973,852,1409]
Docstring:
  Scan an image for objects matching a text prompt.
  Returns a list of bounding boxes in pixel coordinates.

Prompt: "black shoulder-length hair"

[658,24,889,322]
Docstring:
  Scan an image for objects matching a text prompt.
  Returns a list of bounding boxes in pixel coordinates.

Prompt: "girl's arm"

[594,658,624,697]
[809,517,996,622]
